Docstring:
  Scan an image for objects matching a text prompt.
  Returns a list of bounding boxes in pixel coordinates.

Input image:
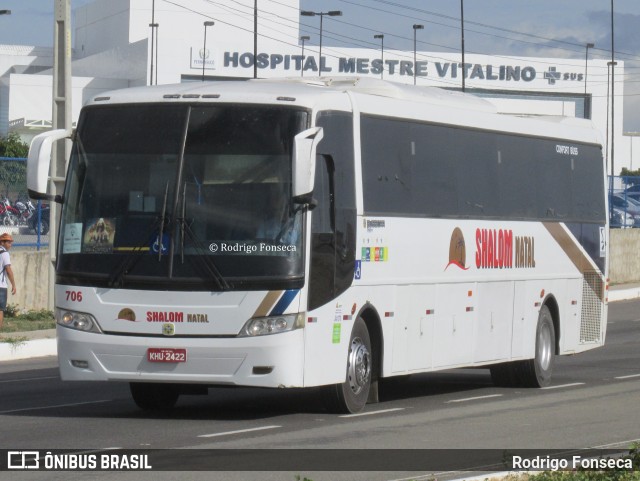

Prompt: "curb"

[608,286,640,302]
[0,337,57,361]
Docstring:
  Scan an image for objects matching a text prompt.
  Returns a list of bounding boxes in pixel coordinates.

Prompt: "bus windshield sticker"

[83,218,116,254]
[151,233,170,256]
[63,223,83,254]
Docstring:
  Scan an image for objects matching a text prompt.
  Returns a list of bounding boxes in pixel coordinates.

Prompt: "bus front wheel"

[130,382,180,411]
[322,318,372,414]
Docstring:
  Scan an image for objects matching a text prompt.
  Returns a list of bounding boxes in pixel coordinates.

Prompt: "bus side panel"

[393,284,435,373]
[473,281,513,363]
[560,277,583,354]
[432,283,475,369]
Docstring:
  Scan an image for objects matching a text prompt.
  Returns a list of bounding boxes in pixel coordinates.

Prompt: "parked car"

[610,193,640,221]
[28,204,50,236]
[623,184,640,202]
[610,206,635,228]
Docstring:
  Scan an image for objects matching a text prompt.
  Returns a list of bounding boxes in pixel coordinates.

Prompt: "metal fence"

[610,176,640,229]
[0,157,49,250]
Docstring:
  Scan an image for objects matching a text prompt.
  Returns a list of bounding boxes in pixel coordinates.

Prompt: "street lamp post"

[149,0,155,85]
[584,42,594,95]
[610,0,615,179]
[300,35,310,77]
[149,23,159,85]
[374,34,384,79]
[413,24,424,85]
[0,9,11,15]
[460,0,465,92]
[202,21,214,82]
[300,10,342,77]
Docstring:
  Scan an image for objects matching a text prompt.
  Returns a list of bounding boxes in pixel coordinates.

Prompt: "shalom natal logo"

[445,227,469,271]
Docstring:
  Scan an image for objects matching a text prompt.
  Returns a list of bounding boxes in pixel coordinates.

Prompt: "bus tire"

[489,363,517,387]
[323,318,372,414]
[130,382,180,411]
[517,305,556,387]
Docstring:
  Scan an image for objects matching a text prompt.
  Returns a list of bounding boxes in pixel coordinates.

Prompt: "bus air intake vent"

[580,271,603,343]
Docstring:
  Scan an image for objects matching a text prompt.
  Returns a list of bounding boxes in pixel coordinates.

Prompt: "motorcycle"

[14,199,36,226]
[0,197,19,227]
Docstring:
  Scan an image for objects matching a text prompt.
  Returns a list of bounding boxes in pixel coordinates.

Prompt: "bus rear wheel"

[130,382,180,411]
[322,318,372,414]
[518,305,555,387]
[490,305,555,388]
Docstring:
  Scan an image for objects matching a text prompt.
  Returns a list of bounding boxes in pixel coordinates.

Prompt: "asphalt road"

[1,300,639,481]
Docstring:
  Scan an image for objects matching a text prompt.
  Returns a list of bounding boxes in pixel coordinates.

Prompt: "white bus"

[28,77,608,414]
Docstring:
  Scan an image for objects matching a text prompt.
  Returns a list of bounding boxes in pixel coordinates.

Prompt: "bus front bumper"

[56,325,305,388]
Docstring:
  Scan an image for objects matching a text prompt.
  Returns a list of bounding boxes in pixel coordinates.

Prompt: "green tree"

[0,132,29,158]
[0,133,29,197]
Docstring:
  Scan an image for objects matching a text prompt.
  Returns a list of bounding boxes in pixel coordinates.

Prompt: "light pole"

[413,24,424,85]
[0,9,11,15]
[253,0,257,79]
[202,21,214,82]
[374,34,384,79]
[301,10,342,77]
[300,35,310,77]
[610,0,615,179]
[149,0,155,85]
[584,42,594,95]
[460,0,465,92]
[149,23,159,85]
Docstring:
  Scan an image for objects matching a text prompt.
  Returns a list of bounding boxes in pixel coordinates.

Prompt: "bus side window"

[308,155,335,310]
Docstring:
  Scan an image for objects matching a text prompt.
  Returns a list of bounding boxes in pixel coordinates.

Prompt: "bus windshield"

[58,103,309,290]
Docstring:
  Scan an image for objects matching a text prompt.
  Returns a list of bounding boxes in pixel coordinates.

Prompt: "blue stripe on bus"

[269,289,299,316]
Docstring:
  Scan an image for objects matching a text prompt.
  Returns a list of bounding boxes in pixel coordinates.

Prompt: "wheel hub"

[347,336,371,395]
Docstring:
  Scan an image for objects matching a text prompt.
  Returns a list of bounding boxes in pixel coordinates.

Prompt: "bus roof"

[86,77,602,146]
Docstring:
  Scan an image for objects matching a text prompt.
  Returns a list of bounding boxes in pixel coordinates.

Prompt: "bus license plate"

[147,348,187,363]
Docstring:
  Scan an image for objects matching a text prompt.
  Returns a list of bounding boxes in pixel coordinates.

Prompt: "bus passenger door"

[308,156,335,310]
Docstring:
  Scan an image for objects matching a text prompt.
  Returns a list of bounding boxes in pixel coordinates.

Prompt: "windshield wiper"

[157,182,169,261]
[107,216,164,287]
[176,189,230,290]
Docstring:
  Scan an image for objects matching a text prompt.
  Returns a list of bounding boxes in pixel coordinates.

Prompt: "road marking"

[541,382,585,390]
[0,400,111,414]
[198,425,281,438]
[339,407,405,418]
[614,373,640,380]
[593,438,640,449]
[446,394,503,403]
[0,376,58,384]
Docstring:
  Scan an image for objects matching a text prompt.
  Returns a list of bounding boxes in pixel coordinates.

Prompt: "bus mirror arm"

[292,193,318,210]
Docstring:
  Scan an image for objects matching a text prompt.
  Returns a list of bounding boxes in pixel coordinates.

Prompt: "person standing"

[0,233,16,329]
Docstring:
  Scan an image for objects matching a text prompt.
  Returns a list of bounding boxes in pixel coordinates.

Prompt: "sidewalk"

[0,328,56,361]
[1,283,639,362]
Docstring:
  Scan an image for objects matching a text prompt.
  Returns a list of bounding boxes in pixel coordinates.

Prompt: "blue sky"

[1,0,639,130]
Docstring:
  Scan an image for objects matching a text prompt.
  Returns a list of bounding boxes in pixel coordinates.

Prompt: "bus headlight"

[56,309,102,333]
[239,313,305,337]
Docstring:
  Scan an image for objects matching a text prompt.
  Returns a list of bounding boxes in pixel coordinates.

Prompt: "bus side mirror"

[292,126,324,201]
[27,129,71,201]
